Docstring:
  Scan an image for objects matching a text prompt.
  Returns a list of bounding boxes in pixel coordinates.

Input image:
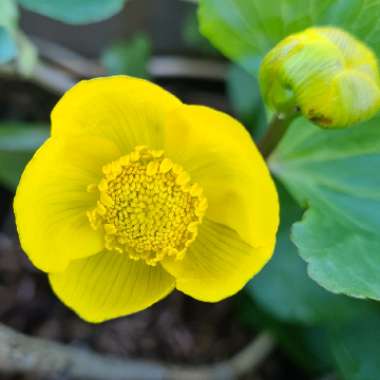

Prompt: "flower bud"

[259,27,380,128]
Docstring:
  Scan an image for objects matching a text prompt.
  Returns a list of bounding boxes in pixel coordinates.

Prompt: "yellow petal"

[162,219,275,302]
[51,76,182,153]
[49,251,175,323]
[163,105,279,247]
[14,136,121,273]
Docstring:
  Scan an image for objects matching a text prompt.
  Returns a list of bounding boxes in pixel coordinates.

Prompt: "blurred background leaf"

[226,64,267,138]
[182,8,218,56]
[0,27,17,63]
[0,0,18,29]
[330,315,380,380]
[101,33,151,78]
[13,30,38,75]
[0,0,18,64]
[17,0,129,24]
[0,124,48,190]
[239,295,334,374]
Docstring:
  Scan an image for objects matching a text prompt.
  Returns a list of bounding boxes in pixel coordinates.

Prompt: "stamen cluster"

[87,146,208,265]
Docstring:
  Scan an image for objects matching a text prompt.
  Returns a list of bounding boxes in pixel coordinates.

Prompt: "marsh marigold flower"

[260,27,380,128]
[14,76,279,322]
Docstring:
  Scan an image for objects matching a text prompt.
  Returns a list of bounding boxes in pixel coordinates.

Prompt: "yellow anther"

[87,146,208,266]
[98,179,108,192]
[104,224,117,235]
[120,156,130,166]
[146,161,159,176]
[172,164,182,174]
[96,202,107,216]
[100,193,114,207]
[130,150,140,162]
[190,183,203,197]
[176,172,190,186]
[159,158,173,173]
[187,222,199,233]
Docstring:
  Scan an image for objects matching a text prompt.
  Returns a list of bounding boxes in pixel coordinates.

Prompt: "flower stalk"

[259,112,297,158]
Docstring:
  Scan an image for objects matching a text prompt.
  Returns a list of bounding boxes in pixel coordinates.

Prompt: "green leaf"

[0,0,18,63]
[239,294,334,373]
[14,30,38,75]
[247,184,376,324]
[182,8,218,55]
[17,0,128,24]
[270,115,380,300]
[330,315,380,380]
[226,64,267,138]
[198,0,380,76]
[101,34,151,78]
[0,124,48,190]
[0,0,18,29]
[0,26,17,63]
[0,0,37,72]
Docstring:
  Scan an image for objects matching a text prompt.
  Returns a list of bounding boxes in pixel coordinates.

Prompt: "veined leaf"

[270,115,380,300]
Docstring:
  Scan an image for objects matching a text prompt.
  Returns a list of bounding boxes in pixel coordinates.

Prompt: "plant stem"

[258,113,297,158]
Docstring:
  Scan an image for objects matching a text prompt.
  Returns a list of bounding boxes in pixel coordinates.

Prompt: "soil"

[0,79,311,380]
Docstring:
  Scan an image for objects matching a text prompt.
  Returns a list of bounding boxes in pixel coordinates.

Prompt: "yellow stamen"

[87,146,208,265]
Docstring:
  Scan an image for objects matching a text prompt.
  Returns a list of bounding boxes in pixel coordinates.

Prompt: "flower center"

[87,146,208,265]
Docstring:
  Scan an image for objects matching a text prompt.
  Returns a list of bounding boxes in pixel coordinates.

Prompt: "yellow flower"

[14,76,279,323]
[260,27,380,128]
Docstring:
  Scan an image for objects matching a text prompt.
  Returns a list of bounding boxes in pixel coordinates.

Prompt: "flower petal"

[51,76,182,153]
[14,136,121,273]
[162,219,275,302]
[163,105,279,247]
[49,251,175,323]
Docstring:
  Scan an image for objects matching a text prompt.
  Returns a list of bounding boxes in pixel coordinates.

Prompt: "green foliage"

[101,34,151,78]
[0,124,48,190]
[13,30,38,75]
[0,0,18,64]
[0,0,38,73]
[182,9,218,55]
[198,0,380,76]
[0,0,18,29]
[270,115,380,300]
[226,64,267,138]
[248,184,376,325]
[0,27,16,63]
[330,316,380,380]
[17,0,128,24]
[243,287,380,380]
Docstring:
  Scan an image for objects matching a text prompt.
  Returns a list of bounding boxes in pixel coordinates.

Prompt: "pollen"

[87,146,208,265]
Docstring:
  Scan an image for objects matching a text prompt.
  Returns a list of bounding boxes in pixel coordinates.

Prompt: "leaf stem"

[258,112,297,158]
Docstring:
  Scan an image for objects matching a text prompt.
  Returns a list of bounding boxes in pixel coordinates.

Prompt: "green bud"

[259,27,380,128]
